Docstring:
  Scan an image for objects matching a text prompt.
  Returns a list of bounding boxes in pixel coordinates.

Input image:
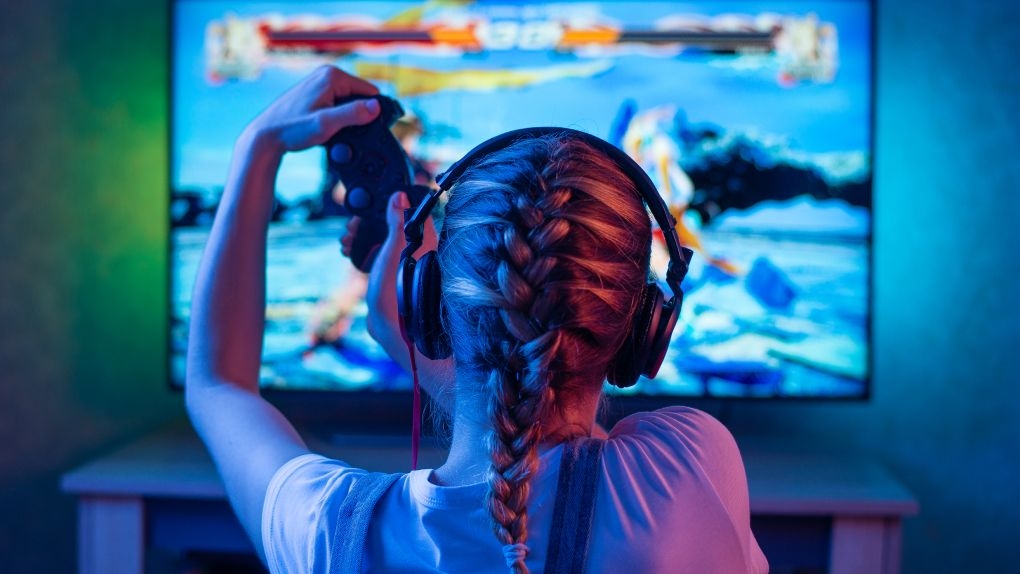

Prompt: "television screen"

[171,0,872,398]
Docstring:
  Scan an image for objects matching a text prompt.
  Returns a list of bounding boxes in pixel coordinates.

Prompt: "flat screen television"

[170,0,873,413]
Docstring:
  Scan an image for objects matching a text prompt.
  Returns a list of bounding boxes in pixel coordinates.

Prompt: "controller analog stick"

[330,143,353,164]
[347,187,372,211]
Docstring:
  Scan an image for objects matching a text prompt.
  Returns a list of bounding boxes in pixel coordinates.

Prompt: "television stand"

[61,422,917,574]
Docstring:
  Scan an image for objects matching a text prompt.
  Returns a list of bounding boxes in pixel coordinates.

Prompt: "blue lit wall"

[0,1,1016,573]
[727,1,1020,570]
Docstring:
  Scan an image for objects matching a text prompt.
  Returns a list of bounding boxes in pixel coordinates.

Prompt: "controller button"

[347,187,372,211]
[330,143,353,164]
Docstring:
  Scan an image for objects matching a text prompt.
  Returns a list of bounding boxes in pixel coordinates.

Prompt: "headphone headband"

[404,127,693,299]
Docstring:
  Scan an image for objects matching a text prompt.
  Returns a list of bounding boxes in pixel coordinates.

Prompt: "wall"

[0,1,180,571]
[0,1,1017,573]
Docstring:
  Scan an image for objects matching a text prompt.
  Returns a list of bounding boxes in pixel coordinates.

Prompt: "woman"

[187,66,767,573]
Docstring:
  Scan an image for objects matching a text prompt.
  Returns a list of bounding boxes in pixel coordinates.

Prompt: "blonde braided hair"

[438,134,652,573]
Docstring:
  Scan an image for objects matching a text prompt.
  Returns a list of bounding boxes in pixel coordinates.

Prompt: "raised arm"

[185,66,379,562]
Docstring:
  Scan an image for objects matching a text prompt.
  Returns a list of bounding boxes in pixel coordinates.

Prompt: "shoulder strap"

[544,438,606,574]
[329,471,402,574]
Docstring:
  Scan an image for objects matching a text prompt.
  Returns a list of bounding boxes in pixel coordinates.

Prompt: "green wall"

[0,1,1017,573]
[0,1,180,571]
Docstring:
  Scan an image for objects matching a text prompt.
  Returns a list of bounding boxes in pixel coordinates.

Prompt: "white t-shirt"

[262,406,768,573]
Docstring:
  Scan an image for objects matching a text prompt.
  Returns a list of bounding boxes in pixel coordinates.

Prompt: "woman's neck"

[430,411,490,486]
[429,389,604,487]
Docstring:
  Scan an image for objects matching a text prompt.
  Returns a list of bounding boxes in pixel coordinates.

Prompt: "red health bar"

[264,27,774,52]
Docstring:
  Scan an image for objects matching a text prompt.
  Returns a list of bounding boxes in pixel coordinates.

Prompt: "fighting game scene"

[171,0,872,398]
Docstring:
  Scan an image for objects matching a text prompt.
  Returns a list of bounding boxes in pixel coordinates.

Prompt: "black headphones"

[397,127,694,388]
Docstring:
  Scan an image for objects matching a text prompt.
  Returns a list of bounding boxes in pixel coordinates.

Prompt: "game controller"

[326,94,428,271]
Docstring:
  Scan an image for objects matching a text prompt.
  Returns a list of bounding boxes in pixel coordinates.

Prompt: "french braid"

[438,135,652,573]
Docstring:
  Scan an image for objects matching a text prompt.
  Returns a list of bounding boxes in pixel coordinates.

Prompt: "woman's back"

[263,407,767,573]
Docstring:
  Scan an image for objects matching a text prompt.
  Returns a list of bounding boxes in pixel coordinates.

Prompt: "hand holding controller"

[325,94,428,271]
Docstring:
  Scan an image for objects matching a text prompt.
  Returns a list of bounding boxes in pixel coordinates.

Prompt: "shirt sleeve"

[601,406,769,573]
[261,453,367,574]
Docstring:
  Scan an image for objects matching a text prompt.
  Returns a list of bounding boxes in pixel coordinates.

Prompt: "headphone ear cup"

[607,284,660,388]
[410,251,451,360]
[642,291,679,380]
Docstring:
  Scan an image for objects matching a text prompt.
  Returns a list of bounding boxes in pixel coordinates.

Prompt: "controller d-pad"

[363,152,384,176]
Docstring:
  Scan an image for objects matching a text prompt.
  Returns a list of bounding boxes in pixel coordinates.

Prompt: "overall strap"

[329,471,402,574]
[544,438,606,574]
